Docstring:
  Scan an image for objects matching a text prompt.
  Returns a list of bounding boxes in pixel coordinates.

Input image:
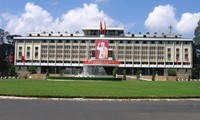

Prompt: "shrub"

[8,65,16,76]
[112,67,117,78]
[28,66,37,74]
[152,70,156,81]
[152,73,155,81]
[46,69,49,76]
[136,69,141,79]
[47,76,122,81]
[188,74,191,81]
[60,69,64,76]
[123,69,126,80]
[75,69,80,75]
[167,69,177,76]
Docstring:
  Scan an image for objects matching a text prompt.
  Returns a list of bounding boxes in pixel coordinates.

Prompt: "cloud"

[144,5,177,33]
[145,4,200,35]
[176,12,200,34]
[53,3,117,33]
[3,2,53,35]
[95,0,108,3]
[1,2,124,35]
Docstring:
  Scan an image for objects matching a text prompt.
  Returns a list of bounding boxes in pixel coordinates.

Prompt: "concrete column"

[173,42,175,67]
[140,42,142,66]
[31,40,34,65]
[124,41,126,66]
[39,40,42,66]
[148,42,150,67]
[14,40,17,65]
[62,40,65,64]
[181,42,183,67]
[132,42,134,66]
[78,41,80,65]
[164,42,166,67]
[47,40,49,65]
[70,41,72,65]
[156,42,158,67]
[55,40,57,64]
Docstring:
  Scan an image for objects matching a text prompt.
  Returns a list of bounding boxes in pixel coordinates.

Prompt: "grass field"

[0,79,200,98]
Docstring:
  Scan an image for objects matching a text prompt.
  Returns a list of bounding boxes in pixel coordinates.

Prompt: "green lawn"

[0,79,200,98]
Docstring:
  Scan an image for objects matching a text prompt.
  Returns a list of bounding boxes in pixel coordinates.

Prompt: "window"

[108,51,112,57]
[42,40,47,43]
[19,40,23,43]
[135,41,139,44]
[151,41,155,44]
[19,47,22,51]
[143,41,147,44]
[166,41,171,44]
[185,48,188,53]
[27,52,30,59]
[19,47,22,58]
[58,40,62,43]
[35,52,38,58]
[110,40,114,43]
[51,40,55,43]
[27,47,30,59]
[167,48,171,61]
[176,48,180,60]
[73,40,77,43]
[185,49,189,61]
[19,52,22,58]
[35,47,39,59]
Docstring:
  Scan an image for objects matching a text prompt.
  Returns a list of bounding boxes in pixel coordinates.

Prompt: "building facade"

[14,28,192,76]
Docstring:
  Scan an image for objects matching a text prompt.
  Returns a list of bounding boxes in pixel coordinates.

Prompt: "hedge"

[47,76,122,81]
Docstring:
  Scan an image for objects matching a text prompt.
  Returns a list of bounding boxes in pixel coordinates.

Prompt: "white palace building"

[14,27,192,76]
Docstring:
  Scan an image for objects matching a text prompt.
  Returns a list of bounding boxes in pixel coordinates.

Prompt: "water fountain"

[75,66,107,77]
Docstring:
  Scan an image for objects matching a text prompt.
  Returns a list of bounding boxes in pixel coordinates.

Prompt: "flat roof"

[14,36,192,41]
[82,27,124,31]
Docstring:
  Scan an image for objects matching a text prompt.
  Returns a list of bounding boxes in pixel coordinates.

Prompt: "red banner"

[83,60,120,65]
[95,40,108,59]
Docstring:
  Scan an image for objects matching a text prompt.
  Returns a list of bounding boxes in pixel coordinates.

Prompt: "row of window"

[18,39,191,45]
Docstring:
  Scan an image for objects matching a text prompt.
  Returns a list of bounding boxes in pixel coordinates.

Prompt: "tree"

[193,21,200,65]
[0,29,17,76]
[192,64,200,79]
[8,64,16,76]
[0,44,14,76]
[192,19,200,78]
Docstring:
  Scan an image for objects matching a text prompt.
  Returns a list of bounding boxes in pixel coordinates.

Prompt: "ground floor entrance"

[40,66,165,76]
[16,66,191,76]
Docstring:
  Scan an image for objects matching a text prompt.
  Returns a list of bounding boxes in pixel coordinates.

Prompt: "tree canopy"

[192,19,200,79]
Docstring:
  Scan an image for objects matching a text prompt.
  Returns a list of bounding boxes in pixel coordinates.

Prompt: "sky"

[0,0,199,38]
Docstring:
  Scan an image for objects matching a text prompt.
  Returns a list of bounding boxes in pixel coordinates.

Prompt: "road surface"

[0,98,200,120]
